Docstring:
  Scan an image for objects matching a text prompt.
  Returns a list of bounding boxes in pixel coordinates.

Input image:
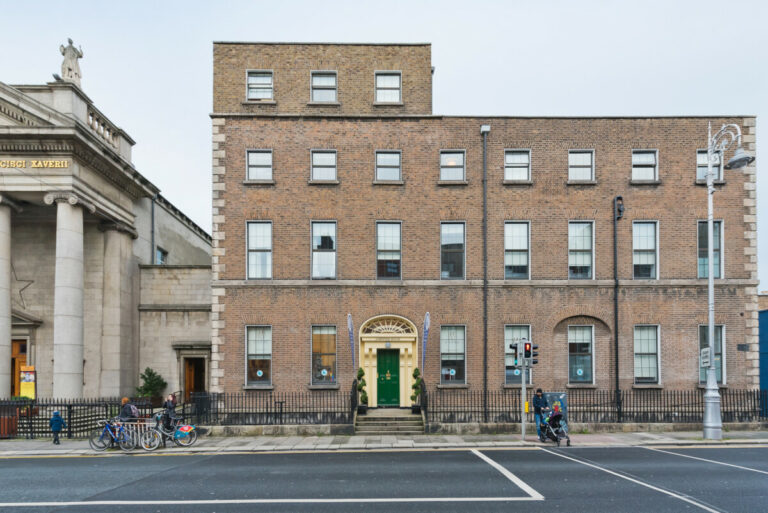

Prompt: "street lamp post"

[703,122,755,440]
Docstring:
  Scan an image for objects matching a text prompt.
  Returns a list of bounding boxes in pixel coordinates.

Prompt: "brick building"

[211,42,759,406]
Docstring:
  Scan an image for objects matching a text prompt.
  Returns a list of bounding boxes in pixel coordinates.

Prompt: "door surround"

[359,315,418,408]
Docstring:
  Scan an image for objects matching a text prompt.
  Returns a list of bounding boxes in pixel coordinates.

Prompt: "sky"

[2,0,766,289]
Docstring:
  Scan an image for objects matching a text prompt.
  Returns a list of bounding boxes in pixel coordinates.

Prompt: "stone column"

[99,223,137,396]
[0,195,22,397]
[44,193,95,398]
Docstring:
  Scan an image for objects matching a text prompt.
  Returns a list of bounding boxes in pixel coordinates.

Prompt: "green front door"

[377,349,400,406]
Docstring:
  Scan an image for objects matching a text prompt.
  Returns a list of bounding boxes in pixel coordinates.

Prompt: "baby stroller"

[539,407,571,446]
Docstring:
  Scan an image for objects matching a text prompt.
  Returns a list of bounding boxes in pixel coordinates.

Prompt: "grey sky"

[3,0,766,289]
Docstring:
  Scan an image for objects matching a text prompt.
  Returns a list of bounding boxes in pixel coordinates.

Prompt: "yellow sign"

[0,159,70,169]
[524,401,529,413]
[19,365,35,400]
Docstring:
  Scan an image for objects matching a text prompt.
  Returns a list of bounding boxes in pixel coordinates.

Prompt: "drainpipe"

[150,194,158,264]
[480,124,491,423]
[613,196,624,422]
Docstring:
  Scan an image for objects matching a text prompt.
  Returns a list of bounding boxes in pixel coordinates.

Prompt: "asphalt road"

[1,446,766,512]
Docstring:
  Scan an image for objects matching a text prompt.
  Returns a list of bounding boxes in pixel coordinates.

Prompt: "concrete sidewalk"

[2,430,767,457]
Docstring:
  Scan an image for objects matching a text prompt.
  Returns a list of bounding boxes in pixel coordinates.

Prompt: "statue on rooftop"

[59,38,83,87]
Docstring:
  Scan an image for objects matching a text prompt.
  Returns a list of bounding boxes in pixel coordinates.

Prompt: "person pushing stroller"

[532,389,549,442]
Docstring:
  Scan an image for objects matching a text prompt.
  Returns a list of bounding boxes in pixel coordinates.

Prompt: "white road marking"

[471,449,545,500]
[645,447,768,476]
[540,448,724,513]
[0,497,539,508]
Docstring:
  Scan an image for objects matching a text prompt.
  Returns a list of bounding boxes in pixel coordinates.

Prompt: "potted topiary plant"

[135,367,167,407]
[357,367,368,415]
[410,368,422,414]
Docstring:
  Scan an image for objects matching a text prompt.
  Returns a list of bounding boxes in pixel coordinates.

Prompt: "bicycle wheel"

[140,429,161,451]
[117,428,136,451]
[174,429,198,447]
[88,428,109,452]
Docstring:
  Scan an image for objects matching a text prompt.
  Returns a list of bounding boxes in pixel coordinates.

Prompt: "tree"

[135,367,167,398]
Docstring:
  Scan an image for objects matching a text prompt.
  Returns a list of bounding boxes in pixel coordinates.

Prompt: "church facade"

[0,42,212,399]
[210,42,759,404]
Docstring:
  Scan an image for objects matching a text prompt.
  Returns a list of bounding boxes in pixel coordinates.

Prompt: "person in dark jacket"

[119,397,137,421]
[49,410,66,445]
[161,393,177,447]
[532,389,548,442]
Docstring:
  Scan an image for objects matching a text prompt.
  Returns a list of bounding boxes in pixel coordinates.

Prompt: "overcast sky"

[3,0,766,289]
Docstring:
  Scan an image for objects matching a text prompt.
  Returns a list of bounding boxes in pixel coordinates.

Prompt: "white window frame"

[311,325,337,386]
[504,324,532,385]
[568,325,595,385]
[311,220,337,280]
[568,221,595,280]
[697,149,722,181]
[245,70,274,101]
[633,325,661,385]
[374,71,402,104]
[504,149,531,182]
[504,221,530,280]
[440,221,466,280]
[568,149,595,182]
[698,324,726,385]
[246,149,273,181]
[440,150,466,181]
[310,70,338,103]
[632,221,659,280]
[697,219,724,279]
[631,149,658,181]
[311,150,337,181]
[440,324,467,385]
[375,150,402,182]
[246,221,273,279]
[376,221,402,280]
[245,325,272,387]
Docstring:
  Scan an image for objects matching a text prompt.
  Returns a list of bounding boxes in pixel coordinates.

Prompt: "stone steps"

[354,409,424,435]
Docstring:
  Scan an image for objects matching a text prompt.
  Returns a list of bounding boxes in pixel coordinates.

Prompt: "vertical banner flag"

[421,312,430,373]
[347,313,355,370]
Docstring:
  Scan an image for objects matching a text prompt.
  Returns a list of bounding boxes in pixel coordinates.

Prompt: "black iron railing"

[0,397,154,439]
[426,388,768,424]
[188,391,352,426]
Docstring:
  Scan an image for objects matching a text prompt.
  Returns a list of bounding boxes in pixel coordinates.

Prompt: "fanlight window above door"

[361,317,416,335]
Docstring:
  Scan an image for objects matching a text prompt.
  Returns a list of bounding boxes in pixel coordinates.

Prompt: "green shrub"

[410,368,422,402]
[135,367,167,398]
[357,368,368,405]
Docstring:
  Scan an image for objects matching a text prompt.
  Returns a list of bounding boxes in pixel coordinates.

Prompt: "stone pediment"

[11,308,43,327]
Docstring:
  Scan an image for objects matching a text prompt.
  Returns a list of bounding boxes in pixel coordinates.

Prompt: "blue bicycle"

[89,418,136,451]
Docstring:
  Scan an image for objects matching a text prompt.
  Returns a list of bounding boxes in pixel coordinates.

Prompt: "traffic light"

[531,344,539,365]
[524,342,532,358]
[508,342,519,366]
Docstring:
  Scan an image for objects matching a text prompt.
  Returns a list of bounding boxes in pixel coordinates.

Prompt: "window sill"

[437,180,468,186]
[373,102,404,106]
[695,179,726,186]
[308,179,340,185]
[566,180,597,186]
[372,180,404,185]
[307,102,341,106]
[630,179,661,185]
[566,383,597,389]
[243,385,274,390]
[437,383,469,389]
[242,100,276,105]
[308,384,340,390]
[503,384,533,389]
[243,179,275,186]
[632,384,664,389]
[697,384,728,389]
[503,179,533,185]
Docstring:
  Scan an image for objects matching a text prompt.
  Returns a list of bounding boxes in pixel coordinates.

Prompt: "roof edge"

[210,113,756,120]
[213,41,431,46]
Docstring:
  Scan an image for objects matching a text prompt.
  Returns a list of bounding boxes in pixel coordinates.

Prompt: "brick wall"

[211,43,758,395]
[213,43,432,116]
